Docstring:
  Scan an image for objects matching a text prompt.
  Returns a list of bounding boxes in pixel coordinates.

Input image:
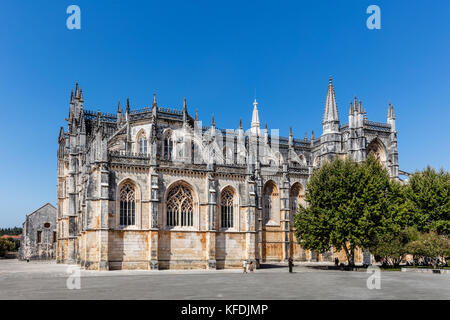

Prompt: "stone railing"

[109,151,150,167]
[364,120,391,132]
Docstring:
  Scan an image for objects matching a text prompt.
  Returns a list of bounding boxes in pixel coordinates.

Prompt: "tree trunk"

[342,245,355,267]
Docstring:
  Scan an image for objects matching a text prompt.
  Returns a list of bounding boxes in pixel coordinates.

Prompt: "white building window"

[166,184,193,227]
[120,183,136,226]
[138,136,148,154]
[220,189,234,228]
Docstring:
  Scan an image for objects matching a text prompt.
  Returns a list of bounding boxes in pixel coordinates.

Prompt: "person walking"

[334,257,339,267]
[249,261,254,273]
[288,257,293,273]
[242,260,248,273]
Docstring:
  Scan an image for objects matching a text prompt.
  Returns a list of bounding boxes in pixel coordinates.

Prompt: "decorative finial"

[211,114,215,127]
[117,100,121,113]
[183,97,187,110]
[289,126,293,136]
[239,118,242,129]
[126,97,130,113]
[75,82,79,98]
[329,76,333,84]
[195,108,198,121]
[311,130,315,140]
[304,132,308,141]
[152,92,157,107]
[79,89,83,102]
[70,90,74,104]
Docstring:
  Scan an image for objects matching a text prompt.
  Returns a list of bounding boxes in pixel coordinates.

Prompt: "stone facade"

[56,78,399,270]
[19,203,57,260]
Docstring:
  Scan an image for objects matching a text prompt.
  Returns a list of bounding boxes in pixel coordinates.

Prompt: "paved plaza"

[0,260,448,300]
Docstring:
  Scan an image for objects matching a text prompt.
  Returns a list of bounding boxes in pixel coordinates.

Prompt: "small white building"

[19,203,57,260]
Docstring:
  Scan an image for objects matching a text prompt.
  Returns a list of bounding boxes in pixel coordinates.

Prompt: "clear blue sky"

[1,0,449,227]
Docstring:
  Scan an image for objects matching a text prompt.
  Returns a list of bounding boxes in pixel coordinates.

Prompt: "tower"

[387,103,399,178]
[319,77,342,161]
[250,99,261,136]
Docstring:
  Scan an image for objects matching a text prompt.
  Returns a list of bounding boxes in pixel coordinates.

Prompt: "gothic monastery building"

[56,78,399,270]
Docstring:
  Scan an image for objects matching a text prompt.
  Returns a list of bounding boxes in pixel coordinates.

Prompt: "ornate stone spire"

[126,97,130,114]
[117,100,123,126]
[195,108,199,121]
[152,92,157,108]
[182,98,187,123]
[251,99,261,135]
[323,77,340,133]
[80,112,86,133]
[387,102,395,119]
[79,89,84,103]
[70,90,74,105]
[289,126,293,147]
[75,81,79,98]
[211,114,215,127]
[323,77,339,123]
[387,102,396,132]
[239,118,243,130]
[96,109,101,127]
[264,123,269,143]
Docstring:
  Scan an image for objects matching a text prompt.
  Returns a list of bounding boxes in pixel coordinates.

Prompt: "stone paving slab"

[0,260,449,300]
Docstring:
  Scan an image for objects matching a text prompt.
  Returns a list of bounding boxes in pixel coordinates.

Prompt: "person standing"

[249,261,254,273]
[242,260,248,273]
[288,258,293,273]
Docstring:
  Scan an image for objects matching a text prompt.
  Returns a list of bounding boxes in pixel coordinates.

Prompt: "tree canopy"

[293,155,394,265]
[293,155,450,267]
[405,167,450,236]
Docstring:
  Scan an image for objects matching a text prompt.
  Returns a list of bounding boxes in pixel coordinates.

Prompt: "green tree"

[371,227,419,267]
[0,239,15,257]
[293,155,392,266]
[406,167,450,235]
[0,227,23,236]
[405,231,450,267]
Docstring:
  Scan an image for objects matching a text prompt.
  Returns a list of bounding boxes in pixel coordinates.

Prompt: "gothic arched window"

[120,183,136,226]
[220,189,234,228]
[367,139,387,164]
[263,181,279,224]
[138,135,148,154]
[166,184,194,227]
[290,183,305,220]
[163,133,173,160]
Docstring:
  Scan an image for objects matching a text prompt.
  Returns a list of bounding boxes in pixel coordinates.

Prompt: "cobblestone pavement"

[0,260,449,299]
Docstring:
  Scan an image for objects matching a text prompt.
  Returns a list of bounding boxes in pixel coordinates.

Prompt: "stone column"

[246,171,257,267]
[206,168,217,269]
[254,163,263,267]
[148,169,159,269]
[66,146,78,264]
[98,164,110,270]
[280,164,290,261]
